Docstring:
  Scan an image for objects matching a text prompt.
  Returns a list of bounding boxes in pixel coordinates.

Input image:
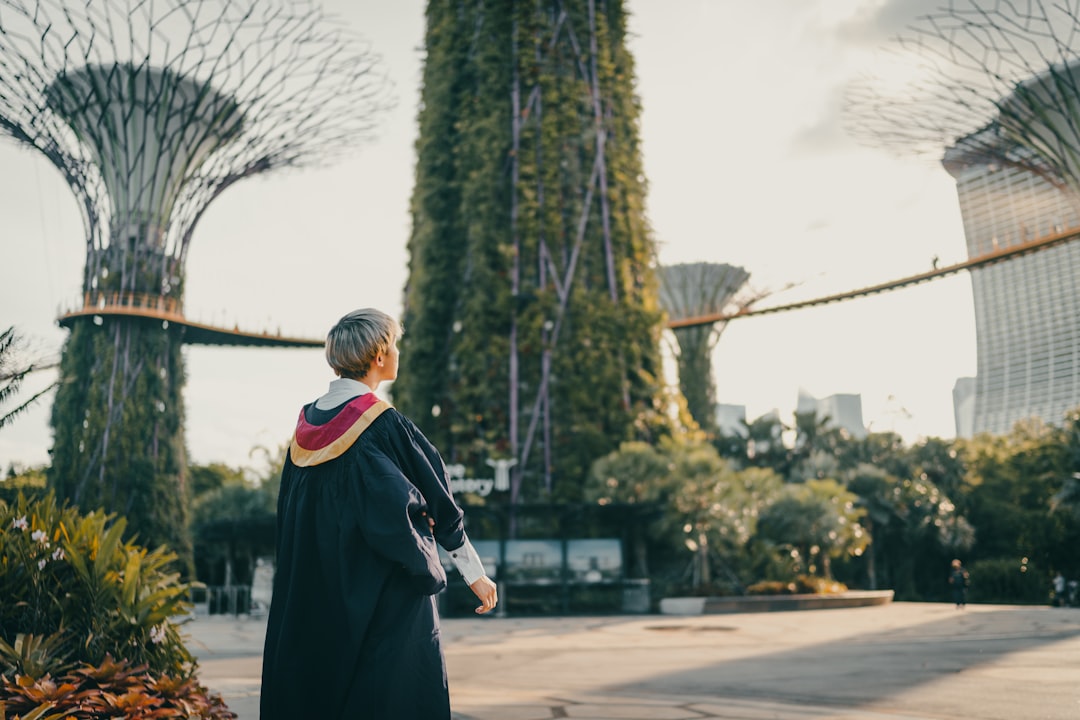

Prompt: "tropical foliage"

[587,438,789,596]
[756,478,867,581]
[745,575,848,596]
[0,465,47,506]
[0,492,232,717]
[0,493,192,676]
[189,451,280,592]
[694,407,1080,603]
[0,327,55,432]
[582,406,1076,603]
[0,656,235,720]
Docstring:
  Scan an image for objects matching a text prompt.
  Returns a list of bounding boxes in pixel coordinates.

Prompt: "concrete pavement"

[184,602,1080,719]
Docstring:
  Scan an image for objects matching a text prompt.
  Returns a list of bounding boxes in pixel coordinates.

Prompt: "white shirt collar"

[314,377,373,410]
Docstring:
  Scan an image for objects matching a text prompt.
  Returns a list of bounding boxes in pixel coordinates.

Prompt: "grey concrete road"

[185,602,1080,719]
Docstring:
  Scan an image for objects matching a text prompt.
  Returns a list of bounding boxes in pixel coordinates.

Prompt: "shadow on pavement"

[616,606,1080,716]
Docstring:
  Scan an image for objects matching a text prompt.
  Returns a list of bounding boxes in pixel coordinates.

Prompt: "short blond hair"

[325,308,402,380]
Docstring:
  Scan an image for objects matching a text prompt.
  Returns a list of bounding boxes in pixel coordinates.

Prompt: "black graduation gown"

[259,393,468,720]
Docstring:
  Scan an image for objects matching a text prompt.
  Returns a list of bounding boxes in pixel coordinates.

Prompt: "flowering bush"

[745,575,849,596]
[0,492,234,718]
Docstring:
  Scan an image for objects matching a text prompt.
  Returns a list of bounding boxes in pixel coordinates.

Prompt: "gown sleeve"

[391,412,473,556]
[356,457,448,596]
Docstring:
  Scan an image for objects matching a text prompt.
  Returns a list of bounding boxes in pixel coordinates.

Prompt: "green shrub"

[745,575,848,596]
[745,580,797,595]
[792,575,848,595]
[967,557,1050,604]
[0,492,193,677]
[0,466,46,506]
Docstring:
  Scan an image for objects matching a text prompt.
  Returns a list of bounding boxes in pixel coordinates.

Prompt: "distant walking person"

[260,308,498,719]
[1053,572,1066,606]
[948,559,969,608]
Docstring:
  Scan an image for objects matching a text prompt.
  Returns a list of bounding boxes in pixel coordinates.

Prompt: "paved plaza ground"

[186,602,1080,720]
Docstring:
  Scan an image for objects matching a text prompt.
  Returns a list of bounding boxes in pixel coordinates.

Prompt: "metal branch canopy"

[846,0,1080,192]
[0,0,389,342]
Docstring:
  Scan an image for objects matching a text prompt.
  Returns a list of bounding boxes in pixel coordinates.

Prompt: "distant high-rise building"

[944,129,1080,434]
[845,4,1080,437]
[796,389,867,439]
[715,403,748,437]
[796,389,818,416]
[953,377,976,438]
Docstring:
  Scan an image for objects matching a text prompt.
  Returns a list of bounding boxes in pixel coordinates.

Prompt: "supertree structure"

[0,0,390,561]
[397,0,667,504]
[657,263,751,436]
[847,0,1080,196]
[847,0,1080,434]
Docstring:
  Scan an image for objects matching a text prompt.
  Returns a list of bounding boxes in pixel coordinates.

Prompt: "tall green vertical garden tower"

[397,0,667,503]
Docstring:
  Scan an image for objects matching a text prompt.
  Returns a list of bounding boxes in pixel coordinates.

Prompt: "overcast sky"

[0,0,978,472]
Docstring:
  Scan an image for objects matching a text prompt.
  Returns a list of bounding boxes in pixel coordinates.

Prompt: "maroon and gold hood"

[289,393,391,467]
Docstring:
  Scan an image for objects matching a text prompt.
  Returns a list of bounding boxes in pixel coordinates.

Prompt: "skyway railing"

[57,291,323,348]
[668,224,1080,330]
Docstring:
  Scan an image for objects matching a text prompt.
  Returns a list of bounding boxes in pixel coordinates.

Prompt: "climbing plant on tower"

[399,0,669,504]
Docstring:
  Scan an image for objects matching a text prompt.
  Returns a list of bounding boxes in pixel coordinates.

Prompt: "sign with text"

[446,458,517,497]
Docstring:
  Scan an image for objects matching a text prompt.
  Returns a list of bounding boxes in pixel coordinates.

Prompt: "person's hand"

[421,511,435,532]
[469,575,498,614]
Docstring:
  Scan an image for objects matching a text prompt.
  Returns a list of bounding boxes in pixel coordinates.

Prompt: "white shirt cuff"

[447,536,486,585]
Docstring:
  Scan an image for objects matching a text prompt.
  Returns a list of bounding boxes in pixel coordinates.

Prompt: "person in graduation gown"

[260,308,498,720]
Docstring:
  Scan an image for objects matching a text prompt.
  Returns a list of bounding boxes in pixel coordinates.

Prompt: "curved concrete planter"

[659,589,894,615]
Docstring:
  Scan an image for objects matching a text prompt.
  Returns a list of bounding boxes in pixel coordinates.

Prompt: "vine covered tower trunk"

[51,316,191,561]
[397,0,666,503]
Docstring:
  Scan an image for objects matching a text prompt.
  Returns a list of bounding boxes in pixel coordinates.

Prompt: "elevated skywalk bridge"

[56,222,1080,341]
[669,223,1080,330]
[57,292,323,348]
